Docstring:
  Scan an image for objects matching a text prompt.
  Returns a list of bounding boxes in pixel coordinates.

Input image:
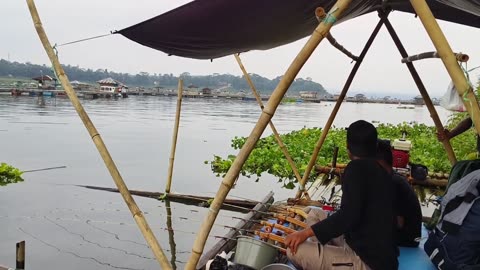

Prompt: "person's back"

[392,173,422,247]
[340,159,398,269]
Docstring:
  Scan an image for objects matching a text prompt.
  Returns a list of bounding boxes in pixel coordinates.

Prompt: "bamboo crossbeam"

[401,51,469,63]
[260,221,297,234]
[315,7,359,61]
[286,208,308,219]
[272,213,308,228]
[315,166,448,187]
[185,2,353,268]
[25,1,172,269]
[255,231,286,244]
[234,54,307,198]
[165,79,184,193]
[410,0,480,141]
[296,13,388,199]
[384,18,457,165]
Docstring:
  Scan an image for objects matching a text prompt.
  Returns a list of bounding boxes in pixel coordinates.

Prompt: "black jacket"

[392,173,422,247]
[311,159,399,270]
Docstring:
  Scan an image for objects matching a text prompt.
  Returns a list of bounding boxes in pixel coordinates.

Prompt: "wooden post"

[295,13,387,199]
[384,17,457,165]
[166,79,184,194]
[16,241,25,269]
[234,54,306,197]
[409,0,480,138]
[185,1,353,269]
[26,1,172,269]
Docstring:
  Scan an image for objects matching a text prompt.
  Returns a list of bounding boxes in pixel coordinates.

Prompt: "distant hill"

[0,59,329,95]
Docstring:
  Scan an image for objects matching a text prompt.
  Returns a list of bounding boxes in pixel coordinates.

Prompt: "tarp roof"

[118,0,480,60]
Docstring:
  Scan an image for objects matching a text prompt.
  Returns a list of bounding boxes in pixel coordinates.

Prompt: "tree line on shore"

[0,59,328,95]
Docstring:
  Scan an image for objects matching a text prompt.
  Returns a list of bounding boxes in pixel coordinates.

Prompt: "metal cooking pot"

[234,236,278,270]
[261,263,296,270]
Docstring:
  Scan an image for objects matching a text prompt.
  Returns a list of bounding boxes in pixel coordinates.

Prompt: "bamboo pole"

[384,18,457,165]
[409,0,480,138]
[295,14,388,199]
[315,7,359,61]
[165,79,184,193]
[234,54,306,197]
[401,51,469,63]
[26,1,172,269]
[185,1,353,268]
[16,241,25,270]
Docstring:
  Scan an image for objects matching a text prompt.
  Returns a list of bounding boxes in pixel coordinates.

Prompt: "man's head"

[377,139,393,167]
[346,120,378,159]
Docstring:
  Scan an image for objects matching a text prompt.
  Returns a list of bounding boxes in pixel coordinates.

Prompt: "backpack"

[425,159,480,230]
[424,170,480,270]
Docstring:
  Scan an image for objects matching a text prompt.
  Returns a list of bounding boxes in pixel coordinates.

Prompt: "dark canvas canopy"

[118,0,480,60]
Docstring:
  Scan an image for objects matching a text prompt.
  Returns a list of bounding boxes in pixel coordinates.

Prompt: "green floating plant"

[0,163,24,186]
[206,121,478,189]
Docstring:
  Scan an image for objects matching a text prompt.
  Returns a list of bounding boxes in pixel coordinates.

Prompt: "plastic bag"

[440,81,466,112]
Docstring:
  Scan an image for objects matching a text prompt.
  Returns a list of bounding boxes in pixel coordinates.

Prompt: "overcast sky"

[2,0,479,97]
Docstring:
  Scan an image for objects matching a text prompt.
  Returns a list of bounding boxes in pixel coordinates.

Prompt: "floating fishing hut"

[25,0,480,269]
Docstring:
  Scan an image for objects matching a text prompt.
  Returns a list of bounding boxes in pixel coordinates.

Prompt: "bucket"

[234,236,278,270]
[261,263,296,270]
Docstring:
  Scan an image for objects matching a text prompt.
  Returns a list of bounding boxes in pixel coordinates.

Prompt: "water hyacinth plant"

[207,122,477,189]
[0,163,24,186]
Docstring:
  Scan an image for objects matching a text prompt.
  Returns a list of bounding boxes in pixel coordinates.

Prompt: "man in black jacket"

[285,120,398,270]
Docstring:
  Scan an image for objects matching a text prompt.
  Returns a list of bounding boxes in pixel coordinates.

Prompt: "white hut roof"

[97,77,120,85]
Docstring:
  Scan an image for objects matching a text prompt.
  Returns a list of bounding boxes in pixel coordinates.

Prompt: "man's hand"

[436,128,451,141]
[285,227,314,255]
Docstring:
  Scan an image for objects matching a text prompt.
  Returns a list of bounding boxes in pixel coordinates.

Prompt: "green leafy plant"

[206,122,478,189]
[0,163,24,186]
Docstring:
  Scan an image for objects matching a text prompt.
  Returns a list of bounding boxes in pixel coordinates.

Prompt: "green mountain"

[0,59,328,95]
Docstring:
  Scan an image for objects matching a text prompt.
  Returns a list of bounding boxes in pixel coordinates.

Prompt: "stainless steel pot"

[261,263,296,270]
[234,236,278,270]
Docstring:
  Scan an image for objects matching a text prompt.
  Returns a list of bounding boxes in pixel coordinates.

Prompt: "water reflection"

[165,200,177,270]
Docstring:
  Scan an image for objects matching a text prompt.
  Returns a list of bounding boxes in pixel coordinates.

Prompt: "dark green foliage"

[0,163,23,186]
[0,59,328,95]
[207,123,478,189]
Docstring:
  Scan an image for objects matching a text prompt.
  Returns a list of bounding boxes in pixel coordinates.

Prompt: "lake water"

[0,95,451,269]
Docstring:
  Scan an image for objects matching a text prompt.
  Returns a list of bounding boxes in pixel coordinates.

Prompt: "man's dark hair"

[377,139,393,166]
[347,120,378,158]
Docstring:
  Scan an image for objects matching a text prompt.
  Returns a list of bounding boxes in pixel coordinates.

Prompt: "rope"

[322,7,339,24]
[56,32,113,47]
[459,62,476,124]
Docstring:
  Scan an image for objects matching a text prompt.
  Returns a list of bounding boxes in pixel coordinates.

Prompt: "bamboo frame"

[165,79,184,193]
[234,54,307,198]
[295,13,388,199]
[401,51,469,63]
[410,0,480,138]
[185,1,353,268]
[384,18,457,165]
[26,1,172,269]
[315,7,359,61]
